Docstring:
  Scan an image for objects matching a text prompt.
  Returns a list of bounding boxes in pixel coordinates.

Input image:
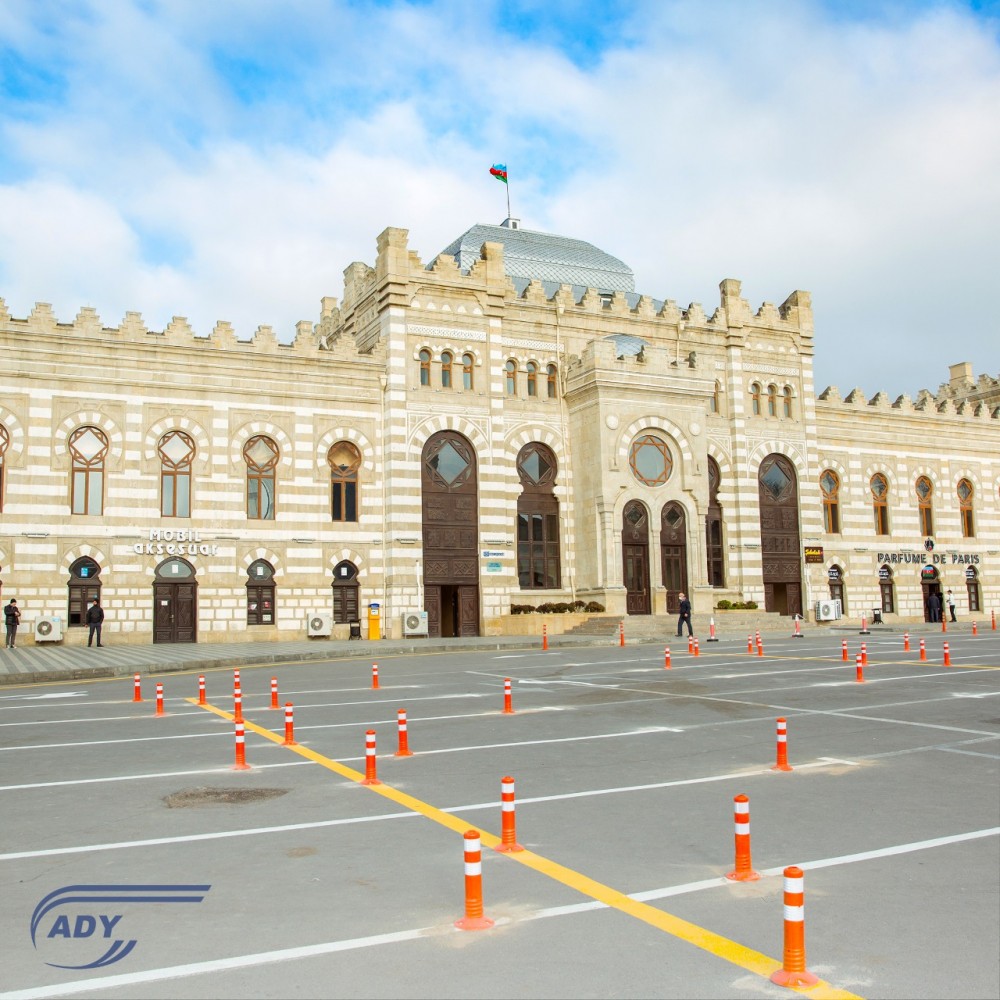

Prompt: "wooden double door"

[153,581,197,643]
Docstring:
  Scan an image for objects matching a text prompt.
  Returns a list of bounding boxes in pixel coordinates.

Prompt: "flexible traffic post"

[859,614,870,635]
[860,642,868,667]
[619,620,625,647]
[708,617,718,641]
[747,634,754,654]
[371,663,380,690]
[919,638,927,661]
[841,639,848,662]
[725,794,760,881]
[455,830,494,930]
[688,634,694,654]
[542,623,548,651]
[903,632,910,652]
[664,646,671,669]
[270,677,279,709]
[362,729,380,785]
[279,702,296,745]
[233,721,250,770]
[502,677,514,715]
[233,685,243,723]
[133,673,143,703]
[755,629,762,649]
[769,866,818,987]
[233,669,240,693]
[693,636,700,657]
[197,674,206,705]
[772,717,793,772]
[395,708,413,756]
[757,636,764,657]
[943,642,951,667]
[992,609,996,630]
[154,682,165,717]
[972,621,978,636]
[855,653,864,683]
[494,776,524,853]
[792,616,803,638]
[942,617,947,633]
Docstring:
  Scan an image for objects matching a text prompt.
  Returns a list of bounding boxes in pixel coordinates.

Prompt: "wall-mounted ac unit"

[815,600,838,622]
[306,612,332,637]
[402,611,428,636]
[34,616,63,642]
[833,599,843,619]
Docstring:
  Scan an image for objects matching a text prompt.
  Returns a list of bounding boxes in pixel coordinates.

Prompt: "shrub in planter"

[716,599,732,610]
[744,600,758,609]
[552,602,570,613]
[572,600,587,612]
[585,601,606,613]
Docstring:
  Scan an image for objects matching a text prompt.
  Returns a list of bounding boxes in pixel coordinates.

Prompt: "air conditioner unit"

[402,611,429,636]
[815,600,837,622]
[306,612,332,637]
[833,599,843,619]
[34,616,63,642]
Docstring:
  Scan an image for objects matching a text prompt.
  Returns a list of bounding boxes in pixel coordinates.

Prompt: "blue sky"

[1,0,998,395]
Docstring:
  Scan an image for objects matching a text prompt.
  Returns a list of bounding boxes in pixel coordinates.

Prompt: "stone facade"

[0,222,996,645]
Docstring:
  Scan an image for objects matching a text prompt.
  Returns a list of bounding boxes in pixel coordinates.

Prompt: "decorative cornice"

[407,323,487,343]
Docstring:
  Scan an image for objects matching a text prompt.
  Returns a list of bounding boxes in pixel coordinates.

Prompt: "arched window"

[505,359,518,396]
[629,434,672,486]
[328,441,361,522]
[820,470,840,533]
[419,349,431,386]
[966,566,981,613]
[750,383,761,416]
[871,473,890,535]
[516,443,560,589]
[706,456,724,587]
[915,476,933,536]
[767,384,778,417]
[67,557,101,627]
[332,560,360,623]
[828,564,845,615]
[0,422,8,513]
[526,361,538,397]
[546,364,558,399]
[462,353,474,390]
[244,435,278,520]
[440,351,453,388]
[879,564,895,614]
[70,426,109,515]
[158,430,195,518]
[246,559,275,625]
[782,386,793,418]
[958,478,974,538]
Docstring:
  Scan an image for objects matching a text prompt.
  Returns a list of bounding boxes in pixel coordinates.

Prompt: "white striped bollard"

[233,720,250,770]
[133,673,143,703]
[725,794,760,881]
[362,729,380,785]
[154,682,165,717]
[270,677,279,709]
[772,717,792,772]
[494,776,524,853]
[233,684,243,723]
[502,677,514,715]
[769,866,818,987]
[197,674,206,706]
[283,702,296,746]
[454,830,494,930]
[395,708,413,757]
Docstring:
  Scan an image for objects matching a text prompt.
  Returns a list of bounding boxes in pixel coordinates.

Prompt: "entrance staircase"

[562,610,800,642]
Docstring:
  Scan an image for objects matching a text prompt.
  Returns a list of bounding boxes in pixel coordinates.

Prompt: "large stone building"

[0,219,996,645]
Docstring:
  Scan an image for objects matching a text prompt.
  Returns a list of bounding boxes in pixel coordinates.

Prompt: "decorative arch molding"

[408,414,490,457]
[240,548,283,578]
[616,416,694,469]
[863,462,898,490]
[706,445,736,508]
[411,344,485,367]
[144,418,211,472]
[949,469,982,492]
[53,412,123,458]
[328,549,367,575]
[824,558,848,578]
[909,466,942,489]
[0,406,25,459]
[747,440,807,478]
[230,422,295,471]
[316,428,375,474]
[60,544,111,572]
[506,425,567,468]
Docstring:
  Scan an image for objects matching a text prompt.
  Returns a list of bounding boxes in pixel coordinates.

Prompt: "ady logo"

[31,884,211,969]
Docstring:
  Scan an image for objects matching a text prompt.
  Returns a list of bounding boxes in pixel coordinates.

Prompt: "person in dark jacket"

[86,598,105,647]
[927,592,942,623]
[4,598,21,648]
[676,593,694,637]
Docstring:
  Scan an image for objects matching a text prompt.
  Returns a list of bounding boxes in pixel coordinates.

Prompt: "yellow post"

[367,602,381,640]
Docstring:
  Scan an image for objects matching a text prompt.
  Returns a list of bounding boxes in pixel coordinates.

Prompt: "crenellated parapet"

[817,372,1000,421]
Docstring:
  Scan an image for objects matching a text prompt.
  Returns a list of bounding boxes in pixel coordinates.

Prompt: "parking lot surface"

[1,628,998,999]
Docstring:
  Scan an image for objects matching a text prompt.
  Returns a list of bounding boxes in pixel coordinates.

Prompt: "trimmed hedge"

[715,600,759,610]
[510,601,606,615]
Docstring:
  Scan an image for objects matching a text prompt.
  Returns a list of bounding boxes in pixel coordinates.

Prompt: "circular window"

[629,434,672,486]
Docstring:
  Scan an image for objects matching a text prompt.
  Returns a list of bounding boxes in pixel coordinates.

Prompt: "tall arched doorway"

[421,431,480,637]
[660,502,688,614]
[921,564,941,621]
[622,500,651,615]
[153,558,197,643]
[332,560,360,624]
[67,557,102,629]
[758,454,803,616]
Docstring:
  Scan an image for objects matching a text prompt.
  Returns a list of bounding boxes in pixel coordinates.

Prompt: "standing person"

[676,593,693,637]
[86,598,105,647]
[4,597,21,648]
[946,589,957,622]
[927,592,941,623]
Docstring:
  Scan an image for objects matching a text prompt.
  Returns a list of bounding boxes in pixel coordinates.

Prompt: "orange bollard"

[282,702,297,745]
[154,682,165,717]
[942,617,947,633]
[972,621,978,636]
[233,685,243,723]
[197,674,206,705]
[903,632,910,652]
[688,634,694,654]
[755,630,762,648]
[841,639,848,662]
[693,637,700,657]
[233,669,240,693]
[860,642,868,667]
[855,653,864,683]
[362,730,380,785]
[770,866,819,987]
[233,721,250,770]
[395,708,413,757]
[707,617,718,642]
[494,776,524,853]
[133,673,143,703]
[664,646,671,669]
[270,677,279,709]
[757,637,764,657]
[371,663,380,690]
[455,830,494,930]
[725,794,760,881]
[542,623,548,651]
[943,642,951,667]
[619,620,625,647]
[747,634,754,654]
[502,677,514,715]
[992,609,996,630]
[919,638,927,661]
[859,615,870,635]
[791,616,803,638]
[772,717,793,772]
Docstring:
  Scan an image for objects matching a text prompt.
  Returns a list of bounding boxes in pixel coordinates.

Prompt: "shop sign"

[878,551,980,566]
[966,566,977,580]
[485,560,503,574]
[828,566,841,580]
[803,546,824,564]
[878,566,892,581]
[481,549,509,559]
[132,529,219,557]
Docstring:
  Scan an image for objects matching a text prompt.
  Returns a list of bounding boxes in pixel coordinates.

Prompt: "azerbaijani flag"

[489,163,508,184]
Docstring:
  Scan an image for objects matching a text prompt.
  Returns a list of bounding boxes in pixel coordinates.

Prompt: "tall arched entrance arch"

[622,500,651,615]
[758,454,803,616]
[153,558,197,643]
[421,431,480,637]
[660,502,688,614]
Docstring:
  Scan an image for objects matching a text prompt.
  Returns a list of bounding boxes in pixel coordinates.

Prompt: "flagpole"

[506,169,511,220]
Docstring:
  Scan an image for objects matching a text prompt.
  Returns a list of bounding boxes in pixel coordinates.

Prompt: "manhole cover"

[164,787,289,808]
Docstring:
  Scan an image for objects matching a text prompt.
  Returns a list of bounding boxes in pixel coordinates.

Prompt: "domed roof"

[438,221,635,293]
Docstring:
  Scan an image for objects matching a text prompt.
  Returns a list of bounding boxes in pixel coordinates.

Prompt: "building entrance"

[758,454,803,617]
[623,500,651,615]
[153,558,197,643]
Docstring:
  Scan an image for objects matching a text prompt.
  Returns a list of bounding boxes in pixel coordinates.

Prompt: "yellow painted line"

[192,698,863,998]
